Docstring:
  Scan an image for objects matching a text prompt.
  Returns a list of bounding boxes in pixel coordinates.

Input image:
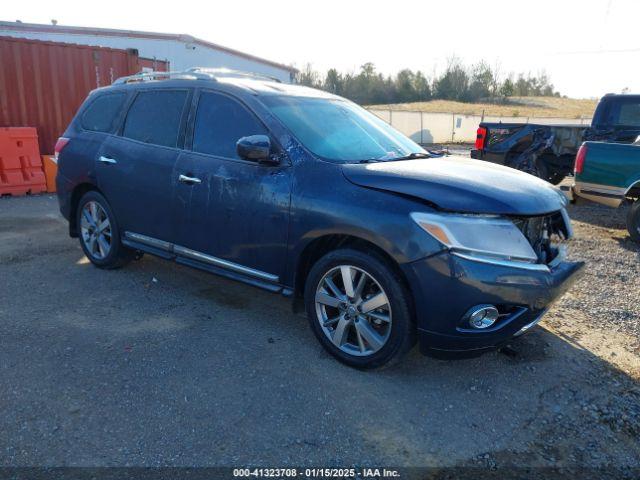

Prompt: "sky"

[3,0,638,98]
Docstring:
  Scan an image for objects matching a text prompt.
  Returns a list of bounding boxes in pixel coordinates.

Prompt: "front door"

[174,90,291,284]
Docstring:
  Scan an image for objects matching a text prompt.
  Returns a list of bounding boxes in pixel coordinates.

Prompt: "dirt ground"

[0,194,638,477]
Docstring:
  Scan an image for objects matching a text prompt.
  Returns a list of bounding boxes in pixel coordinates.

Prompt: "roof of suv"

[218,77,337,98]
[104,70,338,100]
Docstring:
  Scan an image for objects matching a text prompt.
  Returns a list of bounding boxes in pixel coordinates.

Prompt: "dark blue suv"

[56,68,583,368]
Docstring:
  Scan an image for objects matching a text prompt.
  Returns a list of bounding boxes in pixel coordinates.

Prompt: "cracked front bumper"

[401,252,585,358]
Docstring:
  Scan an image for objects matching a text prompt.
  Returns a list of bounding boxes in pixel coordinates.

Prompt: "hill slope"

[368,96,598,119]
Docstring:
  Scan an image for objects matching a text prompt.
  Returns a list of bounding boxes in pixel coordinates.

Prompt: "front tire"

[304,248,415,369]
[76,190,134,269]
[627,200,640,243]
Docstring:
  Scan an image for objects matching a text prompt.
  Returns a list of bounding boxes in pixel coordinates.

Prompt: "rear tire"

[547,172,566,185]
[627,200,640,243]
[509,152,540,177]
[76,191,134,269]
[304,248,415,369]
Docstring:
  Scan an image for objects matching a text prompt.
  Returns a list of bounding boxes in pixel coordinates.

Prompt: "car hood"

[341,156,566,215]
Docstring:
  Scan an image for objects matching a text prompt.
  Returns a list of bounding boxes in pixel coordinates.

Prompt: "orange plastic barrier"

[42,155,57,193]
[0,127,47,196]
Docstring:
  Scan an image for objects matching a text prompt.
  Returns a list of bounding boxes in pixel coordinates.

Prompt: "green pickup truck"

[572,141,640,242]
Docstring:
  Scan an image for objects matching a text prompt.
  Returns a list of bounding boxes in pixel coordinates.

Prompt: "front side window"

[122,90,188,147]
[81,93,127,133]
[262,96,424,162]
[193,92,267,158]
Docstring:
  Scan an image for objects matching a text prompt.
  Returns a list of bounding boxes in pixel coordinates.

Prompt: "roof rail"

[113,70,212,85]
[187,67,282,83]
[113,67,281,85]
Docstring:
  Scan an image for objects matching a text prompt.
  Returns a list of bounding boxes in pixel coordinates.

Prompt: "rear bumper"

[559,184,575,203]
[572,181,625,208]
[401,252,585,358]
[470,149,506,165]
[55,174,73,222]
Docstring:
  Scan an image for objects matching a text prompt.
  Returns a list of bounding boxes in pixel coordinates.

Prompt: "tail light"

[54,137,69,162]
[475,127,487,150]
[574,144,587,174]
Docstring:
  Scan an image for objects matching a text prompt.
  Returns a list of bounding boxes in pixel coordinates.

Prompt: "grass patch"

[368,96,598,119]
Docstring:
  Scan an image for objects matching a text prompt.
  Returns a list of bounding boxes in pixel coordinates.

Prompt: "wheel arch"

[625,179,640,200]
[69,182,103,237]
[292,234,413,311]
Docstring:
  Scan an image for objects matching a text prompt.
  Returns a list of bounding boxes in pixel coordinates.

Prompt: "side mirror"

[236,135,277,164]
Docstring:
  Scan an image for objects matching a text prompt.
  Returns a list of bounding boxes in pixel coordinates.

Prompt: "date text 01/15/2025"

[232,467,400,477]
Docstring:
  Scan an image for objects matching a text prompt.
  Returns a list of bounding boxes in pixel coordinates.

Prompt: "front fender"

[284,156,443,287]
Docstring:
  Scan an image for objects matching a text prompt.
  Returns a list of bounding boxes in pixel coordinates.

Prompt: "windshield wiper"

[391,152,431,161]
[357,152,431,164]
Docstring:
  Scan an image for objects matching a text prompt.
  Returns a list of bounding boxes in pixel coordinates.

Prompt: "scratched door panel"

[174,150,291,279]
[174,90,291,279]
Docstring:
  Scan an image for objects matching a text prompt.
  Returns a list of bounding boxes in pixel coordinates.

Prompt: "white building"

[0,20,297,83]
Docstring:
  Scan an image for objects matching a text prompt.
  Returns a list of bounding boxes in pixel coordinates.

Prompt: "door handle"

[178,174,202,185]
[98,155,117,165]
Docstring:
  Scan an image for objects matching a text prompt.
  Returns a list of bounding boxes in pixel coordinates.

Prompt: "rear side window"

[122,90,188,147]
[616,102,640,127]
[193,91,267,158]
[81,93,127,132]
[606,97,640,127]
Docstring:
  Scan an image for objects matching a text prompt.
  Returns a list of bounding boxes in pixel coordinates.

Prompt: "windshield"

[262,96,426,162]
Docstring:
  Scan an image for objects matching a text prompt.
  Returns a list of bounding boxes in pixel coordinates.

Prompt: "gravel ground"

[559,202,640,347]
[0,195,639,477]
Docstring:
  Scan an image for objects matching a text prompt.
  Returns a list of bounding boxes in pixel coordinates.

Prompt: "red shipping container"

[0,35,168,155]
[0,127,47,195]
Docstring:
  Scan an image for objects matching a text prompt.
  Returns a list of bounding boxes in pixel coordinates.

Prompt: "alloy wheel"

[314,265,392,357]
[80,201,112,260]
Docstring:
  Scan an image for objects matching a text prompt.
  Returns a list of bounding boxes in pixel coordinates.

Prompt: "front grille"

[512,211,569,264]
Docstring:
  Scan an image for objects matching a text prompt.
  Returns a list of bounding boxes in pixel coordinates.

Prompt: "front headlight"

[411,212,538,263]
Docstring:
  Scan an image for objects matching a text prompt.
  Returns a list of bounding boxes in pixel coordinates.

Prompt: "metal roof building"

[0,21,297,83]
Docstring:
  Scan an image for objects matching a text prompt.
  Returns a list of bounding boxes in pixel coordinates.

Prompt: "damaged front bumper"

[401,251,585,358]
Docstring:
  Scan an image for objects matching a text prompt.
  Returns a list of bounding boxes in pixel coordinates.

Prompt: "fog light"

[466,305,499,329]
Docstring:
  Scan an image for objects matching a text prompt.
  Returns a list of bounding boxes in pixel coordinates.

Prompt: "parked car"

[471,94,640,184]
[571,141,640,242]
[55,69,584,368]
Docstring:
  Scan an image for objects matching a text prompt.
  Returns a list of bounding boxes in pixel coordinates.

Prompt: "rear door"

[61,90,128,200]
[173,89,291,283]
[96,88,191,242]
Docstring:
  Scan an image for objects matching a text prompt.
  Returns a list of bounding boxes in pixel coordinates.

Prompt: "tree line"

[295,58,561,105]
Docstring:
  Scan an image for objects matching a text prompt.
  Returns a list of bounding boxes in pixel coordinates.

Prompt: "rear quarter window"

[122,90,189,148]
[81,93,127,133]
